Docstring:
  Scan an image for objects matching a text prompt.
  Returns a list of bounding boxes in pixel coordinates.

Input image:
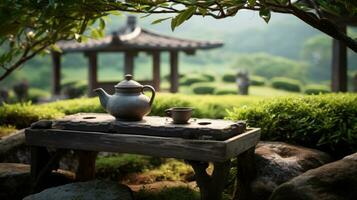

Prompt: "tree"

[0,0,356,81]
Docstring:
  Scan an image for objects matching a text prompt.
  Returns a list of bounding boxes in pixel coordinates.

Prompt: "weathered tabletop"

[25,113,261,200]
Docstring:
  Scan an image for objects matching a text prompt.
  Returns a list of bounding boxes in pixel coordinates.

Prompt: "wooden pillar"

[124,51,135,75]
[234,147,256,200]
[51,52,61,95]
[152,52,161,91]
[76,150,98,181]
[331,25,347,92]
[87,52,98,97]
[170,51,179,93]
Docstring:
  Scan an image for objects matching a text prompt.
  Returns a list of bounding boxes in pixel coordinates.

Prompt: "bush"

[201,73,216,82]
[227,94,357,157]
[0,102,64,129]
[0,94,261,130]
[222,74,236,83]
[62,81,88,98]
[192,83,216,94]
[215,89,237,95]
[250,76,266,86]
[271,77,302,92]
[28,88,50,103]
[180,76,209,86]
[304,84,330,95]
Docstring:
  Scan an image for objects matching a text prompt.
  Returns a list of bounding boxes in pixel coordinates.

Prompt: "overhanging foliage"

[0,0,356,81]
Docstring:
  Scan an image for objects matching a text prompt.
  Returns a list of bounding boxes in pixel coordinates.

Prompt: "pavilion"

[52,16,223,96]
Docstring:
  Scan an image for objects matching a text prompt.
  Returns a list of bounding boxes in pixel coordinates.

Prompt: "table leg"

[233,147,256,200]
[76,150,98,181]
[187,160,231,200]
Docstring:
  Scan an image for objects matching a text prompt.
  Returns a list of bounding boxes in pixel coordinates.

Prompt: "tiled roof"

[57,26,223,52]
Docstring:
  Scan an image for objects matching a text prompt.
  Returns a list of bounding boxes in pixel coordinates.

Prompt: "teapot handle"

[142,85,156,106]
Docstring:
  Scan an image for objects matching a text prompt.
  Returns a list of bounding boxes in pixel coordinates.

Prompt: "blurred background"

[2,11,357,101]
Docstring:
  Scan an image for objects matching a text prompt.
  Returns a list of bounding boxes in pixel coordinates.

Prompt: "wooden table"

[25,113,260,200]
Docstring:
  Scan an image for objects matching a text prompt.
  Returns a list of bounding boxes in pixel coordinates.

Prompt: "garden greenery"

[1,93,357,157]
[271,77,302,92]
[227,94,357,157]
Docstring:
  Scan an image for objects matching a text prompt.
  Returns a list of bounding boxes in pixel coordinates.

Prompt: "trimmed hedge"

[250,76,266,86]
[227,94,357,157]
[180,76,209,86]
[304,84,330,95]
[215,89,237,95]
[271,77,302,92]
[62,81,88,98]
[201,73,216,82]
[222,74,236,83]
[28,88,50,103]
[192,83,216,94]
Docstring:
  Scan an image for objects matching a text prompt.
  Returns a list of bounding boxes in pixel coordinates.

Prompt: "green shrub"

[0,94,261,128]
[227,94,357,157]
[28,88,50,103]
[0,102,64,128]
[201,73,216,82]
[250,76,266,86]
[46,98,104,115]
[271,77,302,92]
[222,74,236,83]
[215,89,237,95]
[192,83,216,94]
[180,76,208,86]
[62,81,88,98]
[304,84,330,95]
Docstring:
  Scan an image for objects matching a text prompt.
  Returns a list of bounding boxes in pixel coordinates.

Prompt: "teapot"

[94,74,155,121]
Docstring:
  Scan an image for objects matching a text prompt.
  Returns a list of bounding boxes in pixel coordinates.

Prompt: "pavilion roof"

[57,17,223,53]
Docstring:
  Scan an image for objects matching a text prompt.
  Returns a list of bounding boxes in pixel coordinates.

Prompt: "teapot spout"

[94,88,110,110]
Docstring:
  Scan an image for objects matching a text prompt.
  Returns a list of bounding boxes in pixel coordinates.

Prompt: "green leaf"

[50,44,62,53]
[259,8,271,23]
[247,0,256,7]
[151,17,171,25]
[99,18,106,30]
[74,33,81,42]
[171,6,197,31]
[171,17,177,31]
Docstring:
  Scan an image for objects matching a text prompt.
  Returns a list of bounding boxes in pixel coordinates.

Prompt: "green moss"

[0,125,17,137]
[95,154,163,180]
[142,159,193,182]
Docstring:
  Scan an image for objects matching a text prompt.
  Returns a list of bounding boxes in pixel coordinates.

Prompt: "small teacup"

[165,107,193,124]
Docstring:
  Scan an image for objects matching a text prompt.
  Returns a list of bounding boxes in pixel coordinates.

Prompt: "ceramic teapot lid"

[115,74,142,89]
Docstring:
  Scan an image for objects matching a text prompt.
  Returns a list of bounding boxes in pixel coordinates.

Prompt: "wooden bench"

[25,113,260,200]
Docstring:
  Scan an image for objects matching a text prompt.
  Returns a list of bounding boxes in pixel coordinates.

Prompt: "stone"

[0,129,30,164]
[0,163,32,200]
[23,180,134,200]
[250,141,333,200]
[0,129,78,171]
[0,163,75,200]
[270,152,357,200]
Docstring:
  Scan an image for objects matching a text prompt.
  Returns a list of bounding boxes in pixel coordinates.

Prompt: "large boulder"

[0,130,30,163]
[23,180,134,200]
[0,163,74,200]
[0,163,32,200]
[270,152,357,200]
[251,141,333,200]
